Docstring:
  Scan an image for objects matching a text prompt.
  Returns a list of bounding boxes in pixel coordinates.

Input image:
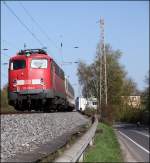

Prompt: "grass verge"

[84,123,123,162]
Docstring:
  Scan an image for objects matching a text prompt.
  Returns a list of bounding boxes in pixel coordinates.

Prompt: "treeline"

[0,84,16,113]
[77,44,149,125]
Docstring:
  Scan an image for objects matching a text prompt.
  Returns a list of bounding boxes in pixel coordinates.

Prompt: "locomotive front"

[8,49,53,111]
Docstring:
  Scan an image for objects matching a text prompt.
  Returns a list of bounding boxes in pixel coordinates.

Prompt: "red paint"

[8,52,65,96]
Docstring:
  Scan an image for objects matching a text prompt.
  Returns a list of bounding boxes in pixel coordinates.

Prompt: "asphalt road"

[114,123,149,162]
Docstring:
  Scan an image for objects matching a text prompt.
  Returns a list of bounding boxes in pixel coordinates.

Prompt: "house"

[121,96,141,108]
[76,97,97,111]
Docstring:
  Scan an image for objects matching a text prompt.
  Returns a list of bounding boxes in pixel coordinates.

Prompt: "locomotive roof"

[10,49,52,60]
[18,49,47,55]
[10,54,51,60]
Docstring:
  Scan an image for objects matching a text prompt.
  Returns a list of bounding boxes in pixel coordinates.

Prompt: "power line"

[19,2,58,50]
[1,71,8,79]
[1,52,10,59]
[1,40,19,59]
[2,39,18,49]
[3,1,45,47]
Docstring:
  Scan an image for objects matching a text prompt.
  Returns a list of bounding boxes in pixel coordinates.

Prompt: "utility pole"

[99,17,108,111]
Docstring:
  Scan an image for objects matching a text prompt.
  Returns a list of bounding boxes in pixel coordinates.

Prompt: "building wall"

[122,96,141,108]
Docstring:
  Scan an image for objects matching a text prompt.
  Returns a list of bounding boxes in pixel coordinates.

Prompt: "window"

[93,102,97,105]
[68,82,74,96]
[131,97,136,101]
[59,69,65,80]
[53,61,64,80]
[10,60,26,70]
[31,59,47,68]
[54,62,59,75]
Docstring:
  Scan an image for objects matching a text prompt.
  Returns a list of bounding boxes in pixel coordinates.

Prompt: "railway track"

[1,111,90,162]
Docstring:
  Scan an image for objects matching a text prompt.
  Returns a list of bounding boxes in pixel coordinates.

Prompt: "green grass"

[84,123,123,162]
[1,106,16,113]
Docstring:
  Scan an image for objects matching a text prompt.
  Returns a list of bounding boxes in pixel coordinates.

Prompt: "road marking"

[131,130,150,138]
[118,130,150,154]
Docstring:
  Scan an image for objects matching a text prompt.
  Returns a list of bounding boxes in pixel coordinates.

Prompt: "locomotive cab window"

[31,59,48,68]
[10,60,26,70]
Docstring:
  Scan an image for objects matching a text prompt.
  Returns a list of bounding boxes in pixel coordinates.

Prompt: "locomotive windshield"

[10,60,26,70]
[31,59,47,68]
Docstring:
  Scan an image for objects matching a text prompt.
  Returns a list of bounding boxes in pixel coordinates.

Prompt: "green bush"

[100,105,115,125]
[118,105,148,124]
[0,85,16,113]
[82,108,97,117]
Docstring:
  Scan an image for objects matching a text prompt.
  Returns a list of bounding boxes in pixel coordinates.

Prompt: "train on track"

[8,49,75,112]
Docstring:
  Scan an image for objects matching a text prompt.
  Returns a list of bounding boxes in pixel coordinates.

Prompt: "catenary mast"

[99,17,108,111]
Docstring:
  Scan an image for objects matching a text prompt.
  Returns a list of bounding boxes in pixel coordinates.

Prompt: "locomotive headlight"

[25,52,31,57]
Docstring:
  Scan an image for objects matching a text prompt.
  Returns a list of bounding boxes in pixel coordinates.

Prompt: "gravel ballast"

[1,112,89,162]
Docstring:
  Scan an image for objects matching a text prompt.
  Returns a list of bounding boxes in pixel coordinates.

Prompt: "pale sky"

[1,1,149,96]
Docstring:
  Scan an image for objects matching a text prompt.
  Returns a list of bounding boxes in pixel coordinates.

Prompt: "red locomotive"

[8,49,75,111]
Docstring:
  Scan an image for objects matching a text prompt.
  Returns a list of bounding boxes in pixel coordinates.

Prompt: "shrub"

[82,108,97,117]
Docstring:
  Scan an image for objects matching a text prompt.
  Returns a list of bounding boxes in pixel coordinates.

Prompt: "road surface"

[114,123,149,162]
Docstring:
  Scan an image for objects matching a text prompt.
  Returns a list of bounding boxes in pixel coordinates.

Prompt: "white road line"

[118,130,150,154]
[131,130,150,138]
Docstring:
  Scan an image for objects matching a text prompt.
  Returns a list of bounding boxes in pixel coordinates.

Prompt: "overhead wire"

[1,41,14,62]
[3,1,45,47]
[1,71,8,78]
[2,39,18,49]
[1,40,18,66]
[1,54,9,63]
[1,47,17,68]
[19,2,59,51]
